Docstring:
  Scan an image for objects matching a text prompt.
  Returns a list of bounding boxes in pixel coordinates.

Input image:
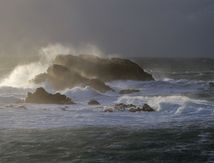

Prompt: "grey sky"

[0,0,213,57]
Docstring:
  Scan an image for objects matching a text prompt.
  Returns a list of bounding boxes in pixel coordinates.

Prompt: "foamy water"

[0,46,214,162]
[0,45,213,129]
[0,79,213,129]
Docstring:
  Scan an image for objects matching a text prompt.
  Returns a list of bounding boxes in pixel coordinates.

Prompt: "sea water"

[0,57,214,162]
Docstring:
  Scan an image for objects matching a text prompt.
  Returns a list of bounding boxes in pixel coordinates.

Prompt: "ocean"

[0,56,214,162]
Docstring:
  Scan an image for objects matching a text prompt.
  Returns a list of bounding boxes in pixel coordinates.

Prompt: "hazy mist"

[0,0,213,57]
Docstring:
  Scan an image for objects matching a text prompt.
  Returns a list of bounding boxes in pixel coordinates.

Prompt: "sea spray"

[0,44,105,88]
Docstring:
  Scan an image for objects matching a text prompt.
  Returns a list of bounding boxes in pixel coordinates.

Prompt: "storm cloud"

[0,0,213,57]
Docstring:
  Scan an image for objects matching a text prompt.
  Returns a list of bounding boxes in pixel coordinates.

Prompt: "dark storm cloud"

[0,0,213,57]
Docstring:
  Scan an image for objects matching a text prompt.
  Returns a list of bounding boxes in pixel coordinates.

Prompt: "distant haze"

[0,0,213,58]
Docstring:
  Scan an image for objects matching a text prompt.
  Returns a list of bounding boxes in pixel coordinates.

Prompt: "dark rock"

[119,89,140,94]
[114,103,136,111]
[25,87,74,104]
[88,99,100,105]
[53,54,154,81]
[113,103,155,112]
[31,54,153,92]
[32,64,113,92]
[142,104,155,112]
[209,82,214,87]
[46,64,87,90]
[114,103,126,111]
[128,107,140,112]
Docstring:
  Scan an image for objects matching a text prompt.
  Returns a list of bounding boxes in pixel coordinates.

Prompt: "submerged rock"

[25,87,74,104]
[31,54,153,92]
[119,89,140,94]
[88,100,100,105]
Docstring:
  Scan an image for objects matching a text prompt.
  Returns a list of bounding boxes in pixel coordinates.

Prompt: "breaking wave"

[0,44,105,89]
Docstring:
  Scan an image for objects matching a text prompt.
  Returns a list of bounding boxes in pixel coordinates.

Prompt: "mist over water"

[0,45,214,162]
[0,0,213,161]
[0,44,105,88]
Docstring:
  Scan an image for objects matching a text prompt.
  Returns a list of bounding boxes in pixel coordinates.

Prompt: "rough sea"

[0,56,214,162]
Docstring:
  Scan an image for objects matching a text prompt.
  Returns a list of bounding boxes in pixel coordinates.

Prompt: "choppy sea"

[0,57,214,162]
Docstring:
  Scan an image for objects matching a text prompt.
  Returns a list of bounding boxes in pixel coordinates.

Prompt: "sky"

[0,0,213,58]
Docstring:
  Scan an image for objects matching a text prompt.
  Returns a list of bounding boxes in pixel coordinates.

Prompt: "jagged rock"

[32,64,112,92]
[114,103,132,111]
[46,64,87,90]
[128,104,155,112]
[31,54,153,92]
[119,89,140,94]
[142,104,155,112]
[88,99,100,105]
[113,103,155,112]
[25,87,74,104]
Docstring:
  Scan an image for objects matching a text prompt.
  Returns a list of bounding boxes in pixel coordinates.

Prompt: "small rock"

[142,104,155,112]
[25,87,74,104]
[119,89,140,94]
[88,100,100,105]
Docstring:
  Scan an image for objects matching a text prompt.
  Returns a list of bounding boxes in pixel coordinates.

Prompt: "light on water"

[0,45,214,162]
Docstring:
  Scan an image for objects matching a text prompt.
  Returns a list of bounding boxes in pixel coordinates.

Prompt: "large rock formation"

[53,54,153,81]
[31,54,153,92]
[32,64,112,92]
[25,87,74,104]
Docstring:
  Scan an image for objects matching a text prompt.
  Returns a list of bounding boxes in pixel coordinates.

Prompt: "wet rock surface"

[119,89,140,94]
[31,54,153,92]
[88,100,100,105]
[25,87,74,104]
[104,103,155,112]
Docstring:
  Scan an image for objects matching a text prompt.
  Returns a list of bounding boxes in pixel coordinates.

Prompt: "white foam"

[116,95,210,113]
[0,44,106,89]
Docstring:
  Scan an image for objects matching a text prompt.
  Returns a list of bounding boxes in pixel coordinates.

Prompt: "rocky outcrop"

[88,100,100,105]
[53,54,154,81]
[31,54,153,92]
[128,104,155,112]
[104,103,155,112]
[119,89,140,94]
[32,64,112,92]
[25,87,74,104]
